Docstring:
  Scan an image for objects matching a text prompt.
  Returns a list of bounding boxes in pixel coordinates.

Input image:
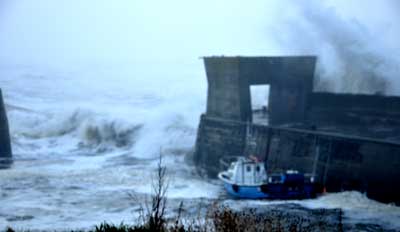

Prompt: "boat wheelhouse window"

[256,166,260,172]
[246,166,251,172]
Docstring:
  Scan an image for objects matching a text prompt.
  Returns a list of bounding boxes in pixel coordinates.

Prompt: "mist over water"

[1,0,400,230]
[275,0,400,94]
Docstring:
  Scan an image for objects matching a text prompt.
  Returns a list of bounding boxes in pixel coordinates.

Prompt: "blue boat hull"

[224,182,269,199]
[223,182,316,199]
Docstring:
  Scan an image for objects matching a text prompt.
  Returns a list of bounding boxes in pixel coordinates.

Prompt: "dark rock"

[0,88,12,168]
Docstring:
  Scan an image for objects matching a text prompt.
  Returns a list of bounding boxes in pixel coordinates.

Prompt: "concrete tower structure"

[204,56,316,125]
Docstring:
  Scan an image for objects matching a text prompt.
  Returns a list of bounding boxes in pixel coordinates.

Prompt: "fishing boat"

[218,157,317,199]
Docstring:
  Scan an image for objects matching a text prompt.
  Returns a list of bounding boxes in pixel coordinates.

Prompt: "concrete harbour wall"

[194,116,400,203]
[194,56,400,203]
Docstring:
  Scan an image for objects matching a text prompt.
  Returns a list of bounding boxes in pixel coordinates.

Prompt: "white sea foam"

[0,65,217,230]
[300,192,400,230]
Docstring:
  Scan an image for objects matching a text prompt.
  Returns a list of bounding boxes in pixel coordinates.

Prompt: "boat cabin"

[222,157,267,185]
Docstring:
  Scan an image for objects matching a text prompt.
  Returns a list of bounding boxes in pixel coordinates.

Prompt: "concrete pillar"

[204,57,252,122]
[0,88,12,167]
[268,57,316,125]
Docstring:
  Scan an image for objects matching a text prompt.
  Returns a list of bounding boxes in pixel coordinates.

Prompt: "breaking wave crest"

[78,116,142,149]
[10,109,143,153]
[9,106,197,157]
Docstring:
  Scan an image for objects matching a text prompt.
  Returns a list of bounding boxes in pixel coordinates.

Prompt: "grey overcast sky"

[0,0,280,67]
[0,0,399,92]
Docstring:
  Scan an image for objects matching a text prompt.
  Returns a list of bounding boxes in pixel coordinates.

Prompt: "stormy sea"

[0,64,400,231]
[2,0,400,231]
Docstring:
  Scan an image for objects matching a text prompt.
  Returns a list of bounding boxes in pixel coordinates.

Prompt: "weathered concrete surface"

[194,115,246,176]
[0,88,12,166]
[263,125,400,204]
[308,92,400,127]
[204,57,250,122]
[204,56,316,125]
[194,116,400,204]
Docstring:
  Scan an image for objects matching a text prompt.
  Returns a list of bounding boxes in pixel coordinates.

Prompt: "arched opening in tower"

[250,85,270,125]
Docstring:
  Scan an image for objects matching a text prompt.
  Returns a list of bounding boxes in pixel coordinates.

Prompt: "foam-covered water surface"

[0,65,222,230]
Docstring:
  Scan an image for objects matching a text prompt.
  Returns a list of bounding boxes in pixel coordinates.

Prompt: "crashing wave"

[8,106,197,157]
[9,108,143,153]
[78,117,142,149]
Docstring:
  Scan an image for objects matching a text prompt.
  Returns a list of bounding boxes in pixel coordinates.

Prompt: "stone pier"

[0,88,12,167]
[194,56,400,204]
